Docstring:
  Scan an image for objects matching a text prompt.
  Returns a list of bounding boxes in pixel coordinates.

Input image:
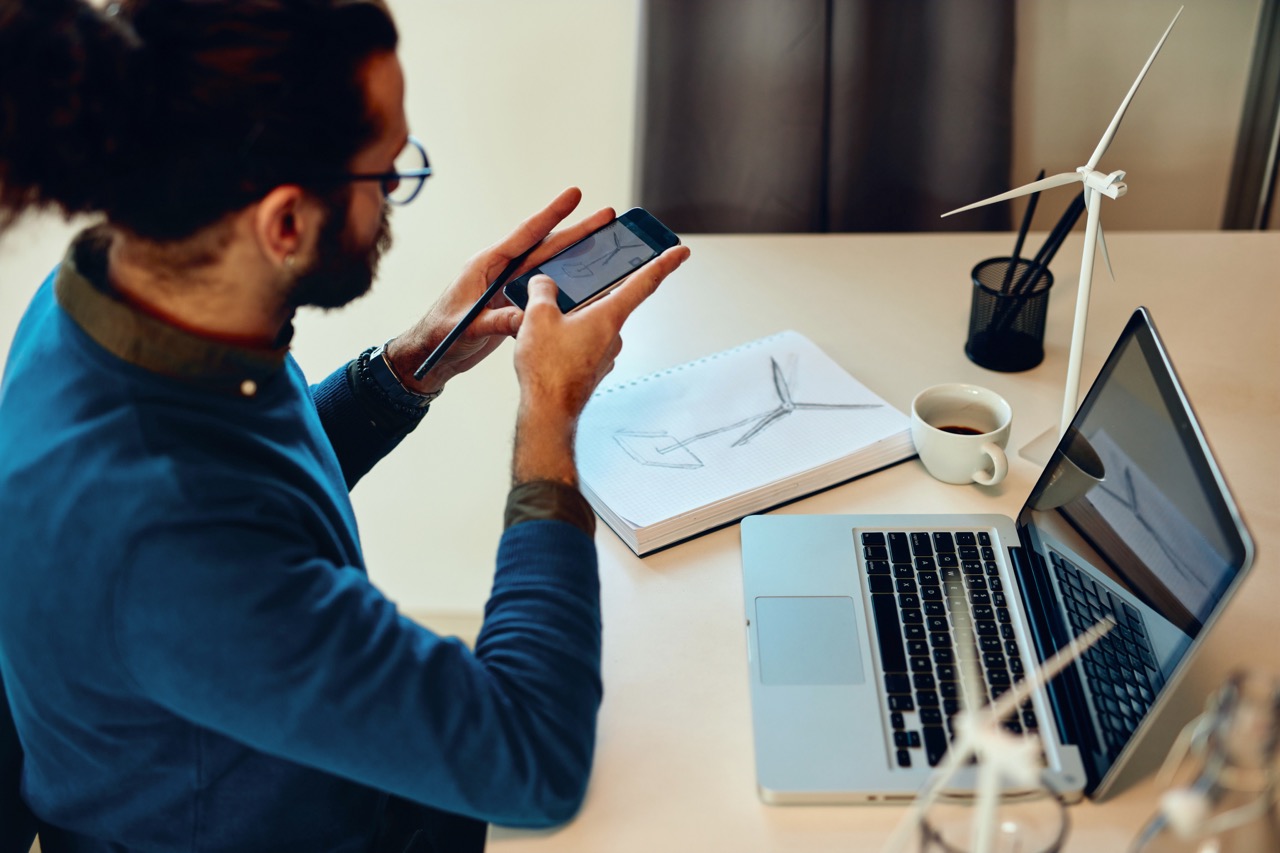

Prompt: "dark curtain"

[637,0,1016,233]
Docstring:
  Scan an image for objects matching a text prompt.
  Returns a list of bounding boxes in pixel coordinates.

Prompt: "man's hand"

[383,187,615,396]
[511,244,691,487]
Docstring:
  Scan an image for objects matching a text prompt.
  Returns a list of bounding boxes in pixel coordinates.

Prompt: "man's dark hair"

[0,0,399,240]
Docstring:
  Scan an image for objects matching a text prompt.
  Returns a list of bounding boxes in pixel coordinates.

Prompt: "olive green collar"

[54,227,291,397]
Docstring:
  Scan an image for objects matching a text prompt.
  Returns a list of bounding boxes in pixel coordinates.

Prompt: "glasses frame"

[338,134,432,205]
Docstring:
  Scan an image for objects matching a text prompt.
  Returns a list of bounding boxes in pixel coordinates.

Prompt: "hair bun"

[0,0,142,228]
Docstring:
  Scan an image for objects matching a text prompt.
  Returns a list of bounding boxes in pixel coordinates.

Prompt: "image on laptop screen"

[1016,311,1253,791]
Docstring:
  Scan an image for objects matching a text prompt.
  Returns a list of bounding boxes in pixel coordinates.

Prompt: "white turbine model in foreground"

[944,7,1182,438]
[881,617,1116,853]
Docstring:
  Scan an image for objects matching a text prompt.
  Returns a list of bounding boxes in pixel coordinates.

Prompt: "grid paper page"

[576,331,909,528]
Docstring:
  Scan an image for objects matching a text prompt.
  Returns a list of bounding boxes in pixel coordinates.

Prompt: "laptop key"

[978,532,991,546]
[896,749,912,768]
[891,712,905,729]
[911,532,933,556]
[869,575,893,594]
[885,673,911,694]
[861,532,886,547]
[956,532,977,547]
[922,726,949,765]
[870,593,907,673]
[864,545,889,562]
[888,694,915,712]
[867,560,891,575]
[933,532,955,552]
[888,532,911,563]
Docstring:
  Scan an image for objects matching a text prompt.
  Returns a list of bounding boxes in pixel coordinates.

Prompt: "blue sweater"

[0,235,603,852]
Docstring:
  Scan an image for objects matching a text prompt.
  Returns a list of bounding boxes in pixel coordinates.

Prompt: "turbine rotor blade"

[941,172,1081,218]
[1098,220,1116,281]
[1084,6,1183,172]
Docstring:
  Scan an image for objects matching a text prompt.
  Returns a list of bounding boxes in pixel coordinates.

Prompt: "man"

[0,1,690,850]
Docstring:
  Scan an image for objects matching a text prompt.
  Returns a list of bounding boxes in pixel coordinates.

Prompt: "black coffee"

[939,425,983,436]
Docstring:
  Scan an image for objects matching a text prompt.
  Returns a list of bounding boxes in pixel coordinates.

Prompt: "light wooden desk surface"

[483,231,1280,852]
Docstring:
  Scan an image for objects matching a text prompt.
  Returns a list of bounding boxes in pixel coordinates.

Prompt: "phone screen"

[522,218,660,307]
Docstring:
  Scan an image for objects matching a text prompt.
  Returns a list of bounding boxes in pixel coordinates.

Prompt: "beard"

[288,194,393,310]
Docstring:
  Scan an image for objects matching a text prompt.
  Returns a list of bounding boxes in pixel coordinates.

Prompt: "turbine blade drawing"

[731,408,790,446]
[941,172,1081,218]
[1084,6,1183,172]
[791,402,881,411]
[770,359,793,408]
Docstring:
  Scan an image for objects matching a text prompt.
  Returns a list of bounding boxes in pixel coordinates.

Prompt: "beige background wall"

[1011,0,1263,231]
[0,0,1270,617]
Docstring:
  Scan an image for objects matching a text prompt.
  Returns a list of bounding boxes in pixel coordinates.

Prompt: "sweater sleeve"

[111,502,602,828]
[310,360,426,489]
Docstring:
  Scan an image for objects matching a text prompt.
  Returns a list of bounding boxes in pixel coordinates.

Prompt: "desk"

[477,231,1280,852]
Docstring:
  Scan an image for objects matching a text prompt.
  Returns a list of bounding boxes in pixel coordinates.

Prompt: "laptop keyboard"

[860,530,1038,769]
[1050,551,1163,758]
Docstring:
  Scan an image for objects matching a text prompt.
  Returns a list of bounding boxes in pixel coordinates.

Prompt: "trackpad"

[755,596,866,685]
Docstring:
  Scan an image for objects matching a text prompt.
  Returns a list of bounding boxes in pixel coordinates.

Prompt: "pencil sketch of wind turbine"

[882,617,1116,853]
[613,356,881,469]
[943,7,1182,439]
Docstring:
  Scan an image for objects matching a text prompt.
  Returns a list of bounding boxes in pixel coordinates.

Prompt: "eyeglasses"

[338,134,432,205]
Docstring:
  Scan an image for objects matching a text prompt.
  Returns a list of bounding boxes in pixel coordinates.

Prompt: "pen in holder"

[965,257,1053,373]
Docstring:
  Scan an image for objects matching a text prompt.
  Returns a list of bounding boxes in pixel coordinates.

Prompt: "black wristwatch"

[364,340,440,411]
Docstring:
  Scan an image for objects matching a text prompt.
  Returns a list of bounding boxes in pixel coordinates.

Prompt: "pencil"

[1001,169,1045,293]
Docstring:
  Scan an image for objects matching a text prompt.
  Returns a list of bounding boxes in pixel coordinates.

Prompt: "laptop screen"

[1015,308,1253,792]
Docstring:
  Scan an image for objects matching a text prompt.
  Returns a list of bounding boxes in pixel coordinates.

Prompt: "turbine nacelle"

[1081,167,1128,199]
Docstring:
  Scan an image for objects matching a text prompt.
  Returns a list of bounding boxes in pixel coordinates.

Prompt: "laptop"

[739,308,1254,804]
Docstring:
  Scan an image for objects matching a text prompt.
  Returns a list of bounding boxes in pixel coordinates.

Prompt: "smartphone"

[503,207,681,312]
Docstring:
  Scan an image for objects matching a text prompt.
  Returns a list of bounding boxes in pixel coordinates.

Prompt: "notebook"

[575,331,915,555]
[740,308,1254,804]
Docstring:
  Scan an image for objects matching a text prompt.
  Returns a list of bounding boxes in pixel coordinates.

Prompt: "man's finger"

[487,187,583,276]
[470,305,523,338]
[528,207,615,268]
[586,246,690,325]
[524,275,561,312]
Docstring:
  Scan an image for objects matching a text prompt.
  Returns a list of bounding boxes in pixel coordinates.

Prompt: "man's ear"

[254,186,321,270]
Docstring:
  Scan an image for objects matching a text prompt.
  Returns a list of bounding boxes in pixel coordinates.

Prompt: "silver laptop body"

[740,308,1255,804]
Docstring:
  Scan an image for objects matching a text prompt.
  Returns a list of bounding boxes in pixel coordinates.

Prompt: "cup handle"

[973,442,1008,486]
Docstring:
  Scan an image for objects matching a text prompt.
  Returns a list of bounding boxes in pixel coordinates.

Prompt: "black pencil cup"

[965,257,1053,372]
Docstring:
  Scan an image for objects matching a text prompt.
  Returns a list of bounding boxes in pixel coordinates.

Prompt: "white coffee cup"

[910,384,1012,486]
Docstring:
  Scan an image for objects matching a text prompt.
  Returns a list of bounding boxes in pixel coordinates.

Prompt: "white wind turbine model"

[881,617,1116,853]
[944,7,1182,440]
